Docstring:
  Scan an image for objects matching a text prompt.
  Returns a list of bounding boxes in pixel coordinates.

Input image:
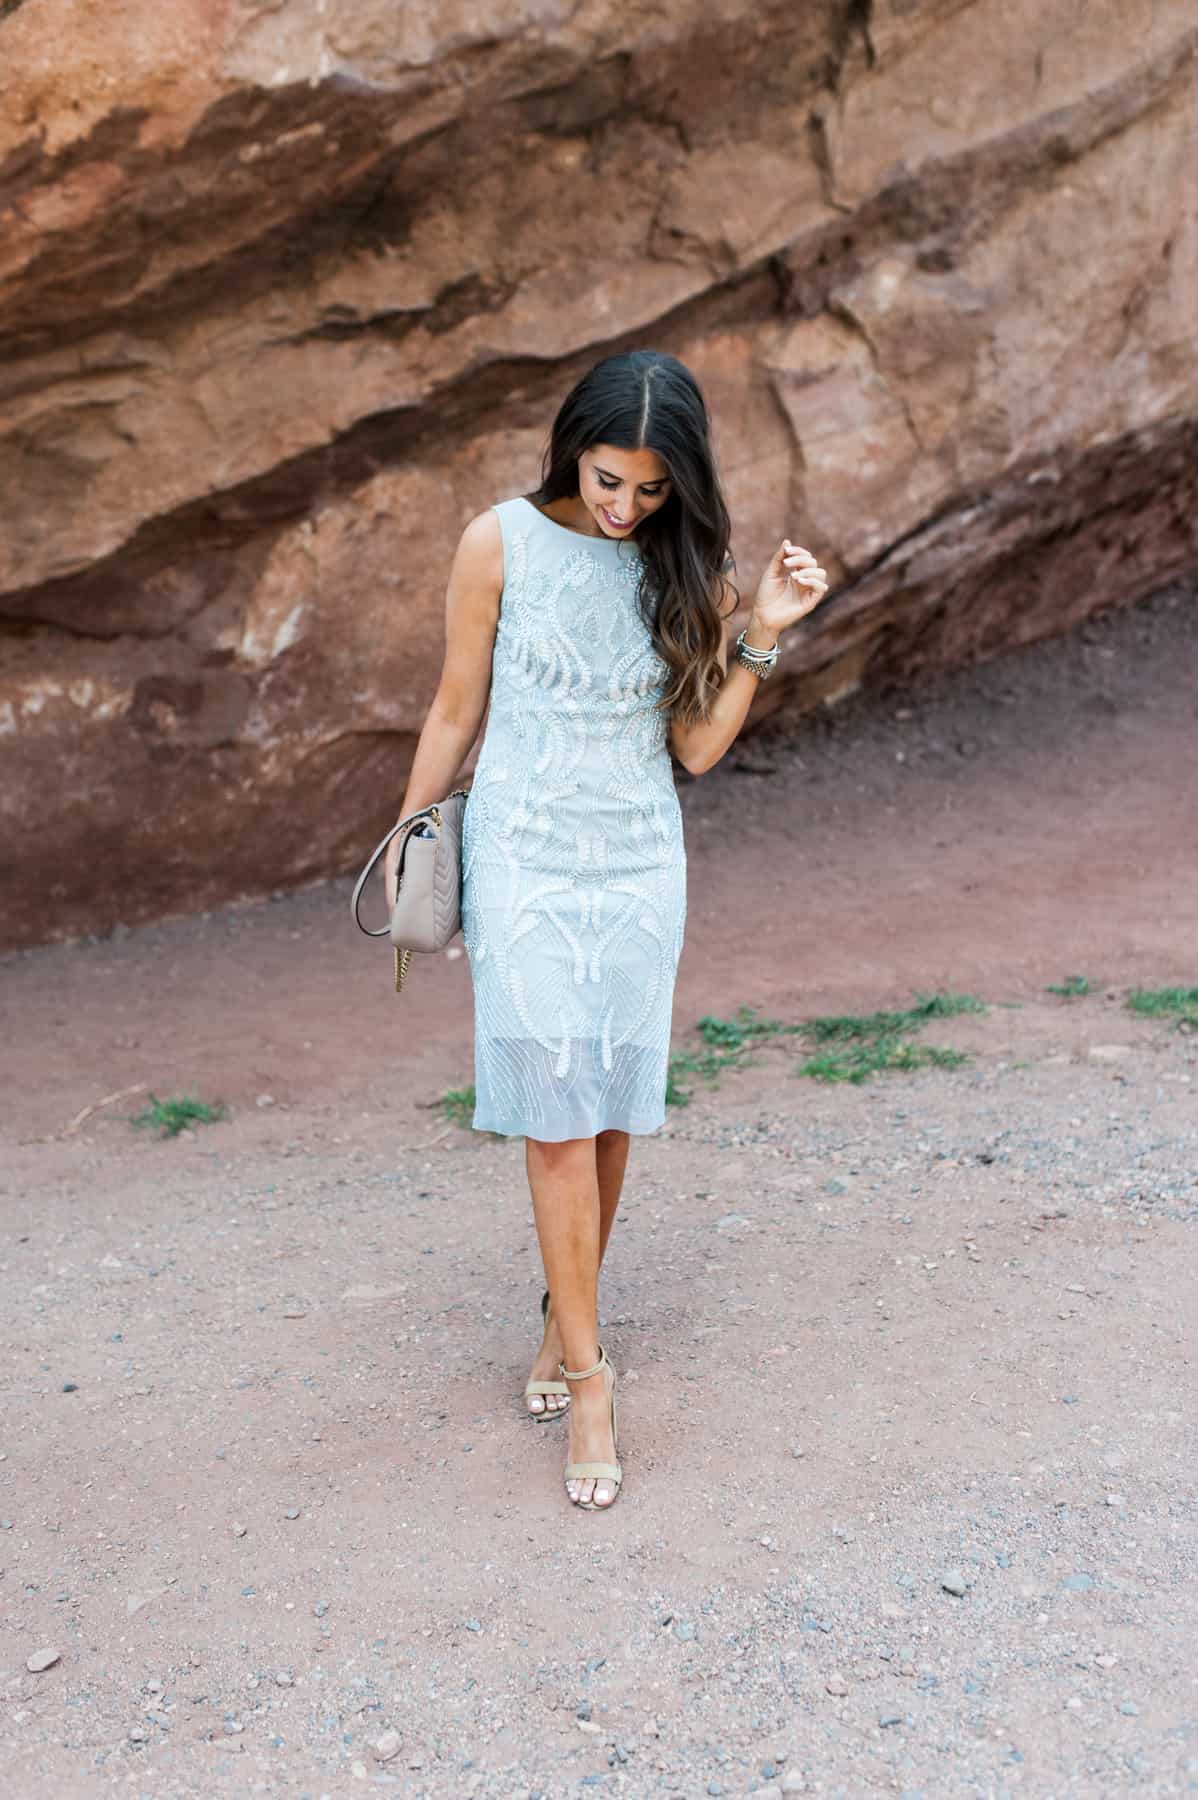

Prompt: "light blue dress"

[460,496,688,1140]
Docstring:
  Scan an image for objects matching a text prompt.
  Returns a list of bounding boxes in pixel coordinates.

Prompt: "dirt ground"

[2,583,1196,1799]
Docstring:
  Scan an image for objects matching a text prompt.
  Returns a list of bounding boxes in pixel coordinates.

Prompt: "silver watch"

[733,628,779,680]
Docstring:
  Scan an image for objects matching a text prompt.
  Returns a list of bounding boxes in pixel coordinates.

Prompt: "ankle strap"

[559,1346,607,1382]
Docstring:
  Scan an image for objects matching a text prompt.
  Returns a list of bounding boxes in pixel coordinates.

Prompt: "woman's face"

[577,443,672,538]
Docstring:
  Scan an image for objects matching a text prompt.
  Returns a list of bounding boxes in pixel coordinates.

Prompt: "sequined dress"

[459,496,688,1140]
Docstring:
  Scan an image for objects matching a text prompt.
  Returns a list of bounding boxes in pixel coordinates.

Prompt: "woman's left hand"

[750,540,830,639]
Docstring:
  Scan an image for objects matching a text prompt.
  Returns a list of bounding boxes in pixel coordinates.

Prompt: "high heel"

[558,1345,621,1509]
[523,1289,570,1421]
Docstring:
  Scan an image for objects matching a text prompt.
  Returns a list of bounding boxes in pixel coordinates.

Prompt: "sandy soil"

[1,583,1196,1798]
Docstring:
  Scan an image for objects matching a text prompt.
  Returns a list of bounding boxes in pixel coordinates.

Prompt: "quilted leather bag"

[350,788,470,991]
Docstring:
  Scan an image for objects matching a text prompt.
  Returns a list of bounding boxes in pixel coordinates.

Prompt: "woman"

[386,349,829,1511]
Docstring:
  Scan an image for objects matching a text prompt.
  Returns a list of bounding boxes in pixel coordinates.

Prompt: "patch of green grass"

[1125,986,1198,1030]
[804,992,985,1043]
[664,1060,694,1107]
[666,1005,806,1105]
[440,1085,476,1129]
[667,993,984,1100]
[131,1093,225,1138]
[665,1044,742,1105]
[798,1038,968,1085]
[797,991,984,1085]
[696,1007,805,1049]
[1047,974,1091,997]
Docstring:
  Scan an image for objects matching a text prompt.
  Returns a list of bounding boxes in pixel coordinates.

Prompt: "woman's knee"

[526,1133,596,1168]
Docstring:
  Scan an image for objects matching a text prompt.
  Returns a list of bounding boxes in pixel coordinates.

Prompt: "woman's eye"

[597,476,619,490]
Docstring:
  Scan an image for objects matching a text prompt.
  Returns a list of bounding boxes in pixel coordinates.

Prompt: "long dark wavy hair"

[529,349,737,727]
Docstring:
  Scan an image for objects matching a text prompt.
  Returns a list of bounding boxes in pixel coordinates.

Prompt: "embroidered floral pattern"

[460,498,687,1139]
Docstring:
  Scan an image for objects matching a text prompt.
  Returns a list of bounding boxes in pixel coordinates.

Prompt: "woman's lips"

[602,507,635,530]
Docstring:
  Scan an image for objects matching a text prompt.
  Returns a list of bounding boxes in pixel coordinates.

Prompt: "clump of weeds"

[796,992,986,1084]
[131,1094,226,1138]
[667,992,986,1101]
[440,1084,476,1129]
[1125,986,1198,1031]
[667,1006,803,1105]
[1047,974,1091,998]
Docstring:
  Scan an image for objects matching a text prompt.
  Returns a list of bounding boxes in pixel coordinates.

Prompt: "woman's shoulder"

[451,506,504,585]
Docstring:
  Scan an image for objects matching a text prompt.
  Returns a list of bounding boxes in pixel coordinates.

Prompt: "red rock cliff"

[2,1,1195,945]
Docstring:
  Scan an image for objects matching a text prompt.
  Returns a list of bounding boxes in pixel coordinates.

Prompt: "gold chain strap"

[394,946,412,992]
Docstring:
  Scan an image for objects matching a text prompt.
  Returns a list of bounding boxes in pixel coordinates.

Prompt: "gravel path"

[3,998,1195,1797]
[2,585,1196,1796]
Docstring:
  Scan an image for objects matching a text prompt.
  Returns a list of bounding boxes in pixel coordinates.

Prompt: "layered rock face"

[2,0,1195,947]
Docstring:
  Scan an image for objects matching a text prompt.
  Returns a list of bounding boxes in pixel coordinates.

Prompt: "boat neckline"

[515,494,640,547]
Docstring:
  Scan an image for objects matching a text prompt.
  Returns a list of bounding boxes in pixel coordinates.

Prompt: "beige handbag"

[350,788,470,991]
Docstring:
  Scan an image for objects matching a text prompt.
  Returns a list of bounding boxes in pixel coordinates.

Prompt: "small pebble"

[940,1570,969,1596]
[1118,1700,1139,1716]
[825,1675,848,1696]
[372,1729,402,1762]
[879,1712,904,1728]
[284,1507,300,1520]
[781,1775,806,1795]
[274,1669,294,1687]
[26,1648,61,1673]
[62,1382,78,1393]
[232,1523,247,1538]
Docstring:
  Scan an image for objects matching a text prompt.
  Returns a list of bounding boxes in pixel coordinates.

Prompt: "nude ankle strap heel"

[558,1344,622,1509]
[524,1288,570,1421]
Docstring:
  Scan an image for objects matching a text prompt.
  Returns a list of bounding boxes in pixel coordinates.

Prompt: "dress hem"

[471,1114,668,1141]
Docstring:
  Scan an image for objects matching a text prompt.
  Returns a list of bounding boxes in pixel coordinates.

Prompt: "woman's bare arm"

[661,576,755,774]
[384,509,503,899]
[669,543,828,775]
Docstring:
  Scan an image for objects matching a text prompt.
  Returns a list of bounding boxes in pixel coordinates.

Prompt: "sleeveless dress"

[459,496,688,1141]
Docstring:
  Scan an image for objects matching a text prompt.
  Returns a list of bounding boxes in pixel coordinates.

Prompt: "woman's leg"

[525,1133,619,1506]
[595,1126,631,1267]
[526,1127,630,1417]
